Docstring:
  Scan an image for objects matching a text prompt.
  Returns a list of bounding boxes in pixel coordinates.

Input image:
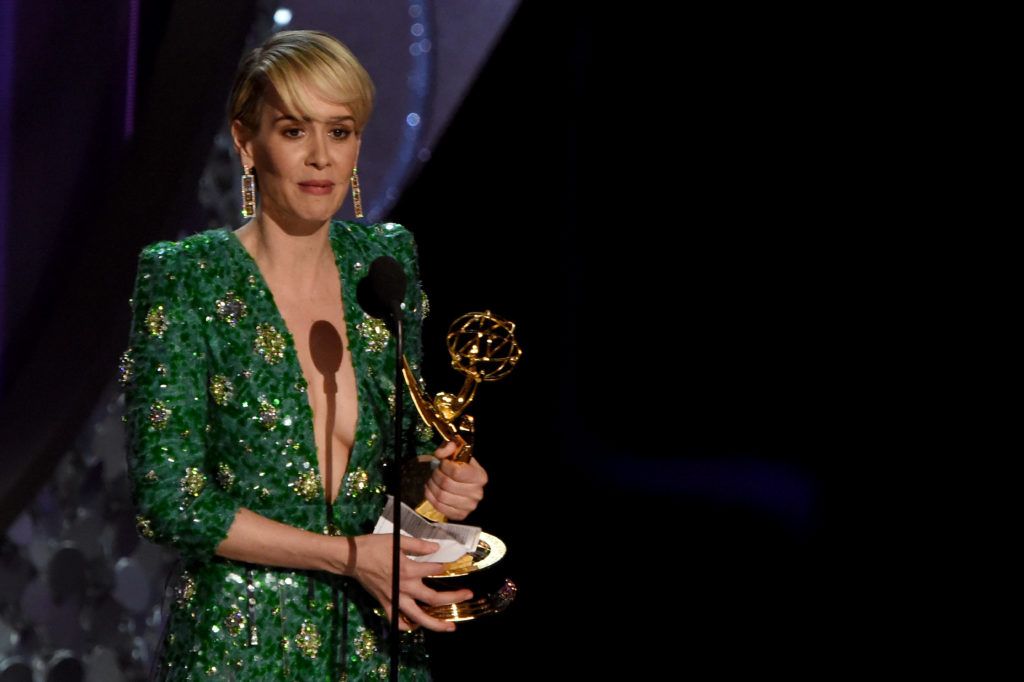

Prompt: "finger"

[402,558,448,579]
[424,487,465,521]
[398,612,420,632]
[381,598,426,633]
[424,487,469,521]
[399,536,441,556]
[407,581,473,607]
[428,468,485,500]
[433,441,459,460]
[425,479,479,515]
[438,458,488,485]
[425,484,477,521]
[398,595,458,633]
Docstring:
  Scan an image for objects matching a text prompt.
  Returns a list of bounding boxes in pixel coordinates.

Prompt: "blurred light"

[411,23,425,37]
[409,4,423,19]
[405,113,421,127]
[274,8,292,26]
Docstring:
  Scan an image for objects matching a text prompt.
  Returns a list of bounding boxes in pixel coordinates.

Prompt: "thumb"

[435,440,459,459]
[402,536,441,555]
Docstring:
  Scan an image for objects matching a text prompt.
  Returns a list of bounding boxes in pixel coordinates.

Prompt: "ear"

[230,119,255,168]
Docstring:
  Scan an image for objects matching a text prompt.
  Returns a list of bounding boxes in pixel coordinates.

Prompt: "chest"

[273,286,360,446]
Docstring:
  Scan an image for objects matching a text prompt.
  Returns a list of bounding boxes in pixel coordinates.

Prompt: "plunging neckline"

[222,222,362,508]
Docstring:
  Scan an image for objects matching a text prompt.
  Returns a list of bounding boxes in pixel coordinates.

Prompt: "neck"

[236,212,336,299]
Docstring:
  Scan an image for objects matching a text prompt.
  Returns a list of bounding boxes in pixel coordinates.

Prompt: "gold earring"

[350,166,363,218]
[241,165,256,218]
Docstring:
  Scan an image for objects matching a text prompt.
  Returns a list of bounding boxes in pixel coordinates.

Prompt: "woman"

[120,30,488,680]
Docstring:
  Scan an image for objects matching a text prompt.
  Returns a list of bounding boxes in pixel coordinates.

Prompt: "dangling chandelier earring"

[350,166,364,219]
[241,165,256,218]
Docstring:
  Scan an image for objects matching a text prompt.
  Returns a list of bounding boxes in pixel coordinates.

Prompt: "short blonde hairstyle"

[227,30,375,135]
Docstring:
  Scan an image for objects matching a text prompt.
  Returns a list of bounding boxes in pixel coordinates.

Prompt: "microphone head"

[357,256,408,329]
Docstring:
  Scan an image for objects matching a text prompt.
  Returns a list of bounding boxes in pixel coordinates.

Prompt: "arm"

[205,507,465,632]
[123,243,243,563]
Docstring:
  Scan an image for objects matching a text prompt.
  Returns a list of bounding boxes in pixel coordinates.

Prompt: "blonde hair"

[227,30,375,135]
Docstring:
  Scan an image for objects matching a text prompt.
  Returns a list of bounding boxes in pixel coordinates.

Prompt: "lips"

[299,181,335,188]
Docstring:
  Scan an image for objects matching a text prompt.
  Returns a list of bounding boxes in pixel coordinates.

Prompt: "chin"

[294,207,339,224]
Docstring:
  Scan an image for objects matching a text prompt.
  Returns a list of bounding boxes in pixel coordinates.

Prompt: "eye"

[331,128,352,139]
[283,128,303,138]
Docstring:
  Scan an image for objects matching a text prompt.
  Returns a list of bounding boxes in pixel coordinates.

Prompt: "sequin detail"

[180,467,206,497]
[175,572,196,606]
[420,289,430,319]
[355,627,376,661]
[209,374,234,406]
[254,323,286,364]
[257,395,279,430]
[357,316,391,353]
[224,608,246,637]
[216,462,235,490]
[344,468,369,498]
[292,470,321,502]
[215,291,248,326]
[136,515,154,539]
[416,420,434,443]
[144,469,158,482]
[296,620,321,658]
[118,348,135,385]
[149,401,171,429]
[145,305,168,337]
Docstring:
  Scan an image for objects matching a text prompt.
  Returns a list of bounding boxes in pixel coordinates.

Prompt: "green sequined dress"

[119,220,439,680]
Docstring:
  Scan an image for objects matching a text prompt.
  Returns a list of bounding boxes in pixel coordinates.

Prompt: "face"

[232,79,361,229]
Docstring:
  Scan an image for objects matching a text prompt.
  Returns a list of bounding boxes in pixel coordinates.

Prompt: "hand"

[344,533,472,633]
[424,441,489,521]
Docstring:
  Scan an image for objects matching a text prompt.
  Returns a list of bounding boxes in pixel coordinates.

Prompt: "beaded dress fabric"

[119,220,438,680]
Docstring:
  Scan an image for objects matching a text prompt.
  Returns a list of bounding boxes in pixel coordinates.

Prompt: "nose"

[305,130,329,169]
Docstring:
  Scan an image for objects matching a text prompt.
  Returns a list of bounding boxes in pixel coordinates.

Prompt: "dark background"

[0,1,829,677]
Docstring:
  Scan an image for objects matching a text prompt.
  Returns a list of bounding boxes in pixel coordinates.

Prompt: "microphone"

[357,255,407,331]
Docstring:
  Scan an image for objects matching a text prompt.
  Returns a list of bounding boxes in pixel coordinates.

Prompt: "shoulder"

[137,228,225,270]
[332,219,418,262]
[333,219,416,247]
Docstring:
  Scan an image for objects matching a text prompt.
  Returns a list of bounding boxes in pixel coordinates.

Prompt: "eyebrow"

[272,114,355,124]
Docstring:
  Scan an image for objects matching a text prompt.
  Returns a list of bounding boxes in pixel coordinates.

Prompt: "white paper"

[372,495,480,563]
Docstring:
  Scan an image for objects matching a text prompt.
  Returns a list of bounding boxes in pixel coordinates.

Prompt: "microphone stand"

[389,305,404,682]
[356,254,411,682]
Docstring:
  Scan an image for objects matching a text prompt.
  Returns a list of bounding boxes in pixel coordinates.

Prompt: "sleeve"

[394,227,443,460]
[121,243,242,564]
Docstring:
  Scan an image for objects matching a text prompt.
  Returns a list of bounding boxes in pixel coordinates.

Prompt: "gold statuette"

[402,311,522,521]
[401,310,521,622]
